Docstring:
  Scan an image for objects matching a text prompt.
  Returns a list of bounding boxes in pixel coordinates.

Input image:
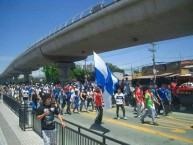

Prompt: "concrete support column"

[23,71,31,84]
[56,62,75,84]
[4,78,8,84]
[0,78,6,84]
[6,77,12,84]
[13,75,19,84]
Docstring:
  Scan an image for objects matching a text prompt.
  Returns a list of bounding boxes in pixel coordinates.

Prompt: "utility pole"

[149,43,157,84]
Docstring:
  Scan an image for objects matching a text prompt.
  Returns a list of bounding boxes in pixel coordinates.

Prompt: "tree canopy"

[43,66,60,83]
[68,67,90,83]
[106,63,125,74]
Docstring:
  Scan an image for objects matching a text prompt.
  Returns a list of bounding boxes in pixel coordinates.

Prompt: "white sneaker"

[123,117,127,120]
[117,117,120,120]
[156,115,160,118]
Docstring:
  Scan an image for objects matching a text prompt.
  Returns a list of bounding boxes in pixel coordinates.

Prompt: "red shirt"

[135,88,144,103]
[95,93,102,107]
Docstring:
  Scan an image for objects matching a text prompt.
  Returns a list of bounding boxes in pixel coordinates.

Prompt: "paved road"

[62,106,193,145]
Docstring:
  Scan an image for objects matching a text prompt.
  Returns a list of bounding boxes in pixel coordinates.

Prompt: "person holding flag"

[94,87,103,124]
[93,52,119,124]
[93,52,118,109]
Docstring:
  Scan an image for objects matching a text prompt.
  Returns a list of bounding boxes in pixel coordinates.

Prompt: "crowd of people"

[0,79,179,144]
[0,78,176,125]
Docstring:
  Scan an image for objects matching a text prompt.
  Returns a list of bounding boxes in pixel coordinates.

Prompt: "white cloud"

[32,68,45,78]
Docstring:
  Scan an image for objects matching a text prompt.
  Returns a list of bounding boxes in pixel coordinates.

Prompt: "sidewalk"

[0,99,43,145]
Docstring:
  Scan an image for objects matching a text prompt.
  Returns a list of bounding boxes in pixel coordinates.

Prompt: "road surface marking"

[85,111,192,129]
[82,113,193,144]
[143,124,186,133]
[0,127,8,145]
[157,119,191,129]
[143,121,189,130]
[166,116,193,123]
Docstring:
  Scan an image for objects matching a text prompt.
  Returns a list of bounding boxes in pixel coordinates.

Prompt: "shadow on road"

[89,123,110,135]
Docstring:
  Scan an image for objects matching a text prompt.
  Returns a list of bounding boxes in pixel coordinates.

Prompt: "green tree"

[68,67,90,83]
[43,66,60,83]
[133,69,140,74]
[106,63,125,74]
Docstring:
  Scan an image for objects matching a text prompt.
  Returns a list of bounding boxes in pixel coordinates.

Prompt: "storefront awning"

[166,74,180,77]
[182,65,193,69]
[136,75,154,79]
[156,73,173,77]
[179,74,192,77]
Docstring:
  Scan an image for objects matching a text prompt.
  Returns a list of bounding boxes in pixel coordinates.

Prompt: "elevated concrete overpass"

[1,0,193,82]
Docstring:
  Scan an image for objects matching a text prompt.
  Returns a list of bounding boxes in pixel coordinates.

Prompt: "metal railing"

[19,105,34,131]
[3,94,20,116]
[54,121,104,145]
[53,119,130,145]
[2,94,33,131]
[3,94,130,145]
[32,114,130,145]
[33,111,130,144]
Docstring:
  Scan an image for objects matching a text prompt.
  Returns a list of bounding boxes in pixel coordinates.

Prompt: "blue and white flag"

[93,52,118,109]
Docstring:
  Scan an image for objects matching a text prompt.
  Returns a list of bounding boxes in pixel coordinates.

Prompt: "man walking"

[151,84,161,118]
[36,93,65,145]
[158,84,167,115]
[135,86,144,118]
[140,87,158,125]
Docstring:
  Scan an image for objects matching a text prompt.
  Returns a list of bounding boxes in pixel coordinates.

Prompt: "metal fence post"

[62,127,64,145]
[103,137,106,145]
[23,106,26,131]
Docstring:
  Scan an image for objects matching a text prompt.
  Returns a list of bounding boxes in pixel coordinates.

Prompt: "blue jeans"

[141,106,155,123]
[80,100,88,112]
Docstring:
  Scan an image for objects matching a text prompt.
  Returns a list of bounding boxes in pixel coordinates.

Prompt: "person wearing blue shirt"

[151,84,161,118]
[53,86,59,101]
[157,84,167,115]
[165,84,172,113]
[28,85,33,101]
[73,91,80,113]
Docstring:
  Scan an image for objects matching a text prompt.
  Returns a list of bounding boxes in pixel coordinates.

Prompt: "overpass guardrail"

[20,0,122,56]
[2,94,130,145]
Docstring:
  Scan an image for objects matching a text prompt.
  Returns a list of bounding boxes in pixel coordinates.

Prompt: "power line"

[157,55,193,60]
[122,63,152,71]
[117,56,152,67]
[85,46,148,61]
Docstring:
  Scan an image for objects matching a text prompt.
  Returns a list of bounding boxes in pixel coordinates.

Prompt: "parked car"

[177,82,193,93]
[177,82,193,106]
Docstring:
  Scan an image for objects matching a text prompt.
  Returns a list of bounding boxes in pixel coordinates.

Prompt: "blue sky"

[0,0,193,76]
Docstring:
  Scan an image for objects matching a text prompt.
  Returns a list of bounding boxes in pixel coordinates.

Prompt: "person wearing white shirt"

[22,87,29,105]
[114,88,127,120]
